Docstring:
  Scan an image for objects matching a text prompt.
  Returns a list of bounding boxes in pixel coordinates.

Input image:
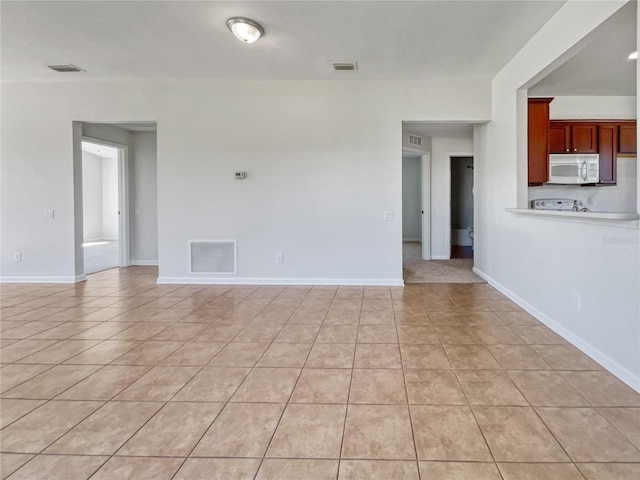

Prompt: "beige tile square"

[349,369,407,404]
[110,322,169,340]
[257,459,338,480]
[316,325,358,343]
[497,463,584,480]
[323,311,360,325]
[428,312,468,326]
[0,454,34,480]
[400,344,451,369]
[69,322,134,340]
[55,365,150,400]
[507,370,588,406]
[306,343,355,368]
[91,457,183,480]
[359,310,395,325]
[577,463,640,480]
[463,312,502,324]
[257,343,312,368]
[435,326,483,344]
[6,454,107,480]
[0,400,102,453]
[473,326,524,345]
[110,340,184,365]
[1,340,58,363]
[536,407,640,462]
[530,344,602,370]
[511,325,566,344]
[161,341,226,365]
[288,310,326,325]
[0,364,53,393]
[172,366,250,401]
[119,402,223,456]
[274,325,320,343]
[397,326,439,344]
[2,365,101,399]
[404,370,466,405]
[443,345,500,369]
[45,401,162,455]
[192,323,245,342]
[354,344,402,368]
[487,345,550,370]
[472,406,569,462]
[192,403,285,457]
[63,340,140,364]
[494,311,541,326]
[233,323,282,343]
[561,371,640,406]
[357,325,398,344]
[231,367,300,402]
[456,370,528,406]
[0,399,45,428]
[342,405,415,459]
[411,405,492,461]
[174,458,261,480]
[418,462,500,480]
[598,408,640,450]
[290,368,351,403]
[17,339,102,364]
[208,342,269,367]
[339,460,419,480]
[114,365,198,401]
[267,404,346,458]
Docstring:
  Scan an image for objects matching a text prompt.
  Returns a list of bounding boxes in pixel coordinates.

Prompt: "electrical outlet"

[573,293,581,310]
[383,211,394,221]
[43,209,54,220]
[586,196,593,206]
[134,208,140,216]
[275,253,284,264]
[14,252,22,262]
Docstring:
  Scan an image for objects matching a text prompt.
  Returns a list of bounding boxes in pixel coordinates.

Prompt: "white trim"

[472,267,640,393]
[157,276,405,286]
[131,260,159,266]
[1,275,87,284]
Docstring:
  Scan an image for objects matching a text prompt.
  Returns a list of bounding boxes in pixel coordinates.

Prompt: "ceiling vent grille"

[189,240,237,274]
[408,134,423,147]
[333,62,358,71]
[47,64,85,73]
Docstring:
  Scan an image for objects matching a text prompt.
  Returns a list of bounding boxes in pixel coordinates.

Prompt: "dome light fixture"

[628,51,638,60]
[227,17,264,44]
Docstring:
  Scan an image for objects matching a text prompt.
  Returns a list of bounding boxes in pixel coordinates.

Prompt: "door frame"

[402,147,431,260]
[80,136,130,269]
[448,153,474,259]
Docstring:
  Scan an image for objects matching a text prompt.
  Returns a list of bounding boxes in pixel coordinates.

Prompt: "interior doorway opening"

[81,139,128,274]
[450,156,474,259]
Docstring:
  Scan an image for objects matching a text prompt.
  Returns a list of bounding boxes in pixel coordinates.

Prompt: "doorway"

[81,139,128,275]
[450,156,474,259]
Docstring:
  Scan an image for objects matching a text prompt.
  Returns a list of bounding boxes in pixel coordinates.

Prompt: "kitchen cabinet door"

[570,124,598,153]
[618,123,636,154]
[549,124,570,153]
[528,98,552,185]
[598,125,616,185]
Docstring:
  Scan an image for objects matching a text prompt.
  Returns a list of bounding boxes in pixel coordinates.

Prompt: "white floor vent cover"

[189,240,237,274]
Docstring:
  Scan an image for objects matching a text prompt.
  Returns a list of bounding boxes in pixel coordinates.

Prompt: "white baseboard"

[157,276,405,287]
[131,260,159,266]
[1,274,86,284]
[431,255,450,260]
[473,267,640,393]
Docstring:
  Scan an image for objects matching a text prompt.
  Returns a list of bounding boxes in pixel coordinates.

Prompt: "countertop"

[506,208,639,229]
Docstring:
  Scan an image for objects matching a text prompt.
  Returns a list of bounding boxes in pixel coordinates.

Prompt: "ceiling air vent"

[47,64,85,73]
[333,62,358,71]
[409,134,423,147]
[189,240,237,274]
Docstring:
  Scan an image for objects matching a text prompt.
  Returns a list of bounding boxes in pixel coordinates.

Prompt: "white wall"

[0,79,490,283]
[475,0,640,390]
[81,151,103,241]
[131,131,158,263]
[102,157,118,239]
[430,136,474,258]
[402,156,422,241]
[549,95,636,119]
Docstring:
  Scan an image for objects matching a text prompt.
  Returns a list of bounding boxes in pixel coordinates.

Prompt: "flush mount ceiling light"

[628,51,638,60]
[227,17,264,44]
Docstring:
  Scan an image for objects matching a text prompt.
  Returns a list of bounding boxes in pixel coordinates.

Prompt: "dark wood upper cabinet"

[549,124,570,153]
[570,124,598,153]
[598,125,616,185]
[618,123,637,154]
[528,98,552,185]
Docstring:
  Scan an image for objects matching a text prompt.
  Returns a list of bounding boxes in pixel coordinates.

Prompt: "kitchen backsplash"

[528,157,637,212]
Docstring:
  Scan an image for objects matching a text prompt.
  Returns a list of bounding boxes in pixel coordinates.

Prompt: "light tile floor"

[1,267,639,479]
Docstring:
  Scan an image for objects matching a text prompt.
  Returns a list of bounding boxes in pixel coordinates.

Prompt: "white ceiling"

[1,1,566,82]
[530,1,637,96]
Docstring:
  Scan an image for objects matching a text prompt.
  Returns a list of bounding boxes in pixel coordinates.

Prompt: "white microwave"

[546,154,599,185]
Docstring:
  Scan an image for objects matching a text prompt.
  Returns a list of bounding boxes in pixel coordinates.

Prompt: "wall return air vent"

[333,62,358,71]
[408,134,423,147]
[47,64,85,73]
[189,240,237,274]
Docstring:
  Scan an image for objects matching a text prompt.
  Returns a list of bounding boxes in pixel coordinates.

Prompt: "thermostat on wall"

[235,171,246,179]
